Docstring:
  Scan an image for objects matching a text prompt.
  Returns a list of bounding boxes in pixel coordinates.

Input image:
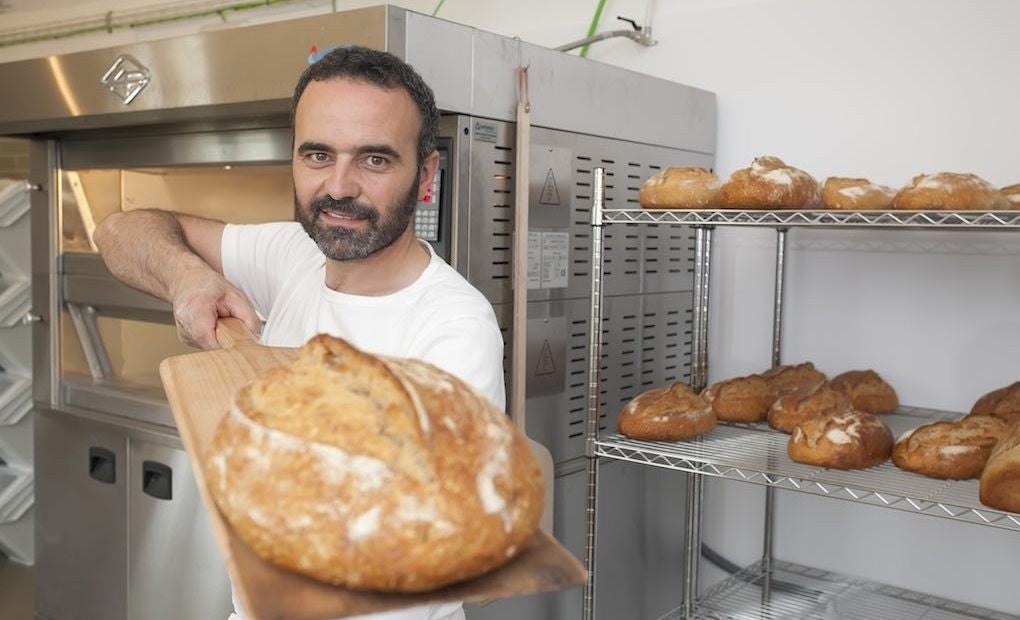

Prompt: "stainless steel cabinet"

[35,408,231,620]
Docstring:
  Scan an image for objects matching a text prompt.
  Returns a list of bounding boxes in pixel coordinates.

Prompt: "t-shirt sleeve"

[220,222,310,320]
[412,316,507,412]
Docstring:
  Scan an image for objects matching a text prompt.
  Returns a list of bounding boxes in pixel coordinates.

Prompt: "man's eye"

[310,153,330,163]
[366,155,388,168]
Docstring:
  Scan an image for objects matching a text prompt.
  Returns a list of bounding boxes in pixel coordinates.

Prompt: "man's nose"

[323,160,360,200]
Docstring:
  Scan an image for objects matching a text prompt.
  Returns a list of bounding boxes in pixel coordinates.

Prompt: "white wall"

[4,0,1020,614]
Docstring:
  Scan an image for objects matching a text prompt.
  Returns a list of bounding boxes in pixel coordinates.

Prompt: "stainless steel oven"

[0,5,716,619]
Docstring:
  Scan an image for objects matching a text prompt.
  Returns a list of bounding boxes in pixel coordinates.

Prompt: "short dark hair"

[290,45,440,167]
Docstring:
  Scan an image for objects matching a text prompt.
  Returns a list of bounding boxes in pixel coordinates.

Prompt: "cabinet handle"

[88,447,116,484]
[142,460,173,500]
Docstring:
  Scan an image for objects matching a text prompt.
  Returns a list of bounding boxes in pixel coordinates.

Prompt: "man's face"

[292,77,435,261]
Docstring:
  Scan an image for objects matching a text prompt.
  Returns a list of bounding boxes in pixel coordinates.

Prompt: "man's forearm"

[94,210,215,301]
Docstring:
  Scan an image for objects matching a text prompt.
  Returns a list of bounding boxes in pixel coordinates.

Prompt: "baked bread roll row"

[639,159,1018,211]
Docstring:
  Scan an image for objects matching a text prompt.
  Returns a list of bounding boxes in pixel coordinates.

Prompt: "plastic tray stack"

[0,179,34,564]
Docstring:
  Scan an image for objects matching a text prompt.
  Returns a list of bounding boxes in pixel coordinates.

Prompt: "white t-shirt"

[220,221,506,620]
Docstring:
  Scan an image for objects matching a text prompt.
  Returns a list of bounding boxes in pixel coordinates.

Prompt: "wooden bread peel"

[159,317,584,619]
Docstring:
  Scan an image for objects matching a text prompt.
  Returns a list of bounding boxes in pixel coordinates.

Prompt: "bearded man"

[94,46,504,620]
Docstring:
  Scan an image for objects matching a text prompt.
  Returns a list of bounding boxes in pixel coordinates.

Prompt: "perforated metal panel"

[456,117,708,465]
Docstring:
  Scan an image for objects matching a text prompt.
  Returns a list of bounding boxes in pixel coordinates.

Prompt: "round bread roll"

[701,374,772,423]
[967,381,1020,426]
[980,421,1020,513]
[1001,183,1020,209]
[639,167,721,209]
[787,410,894,470]
[892,172,1008,210]
[618,382,716,441]
[829,369,898,414]
[716,156,822,210]
[768,383,851,433]
[761,362,827,401]
[892,415,1006,479]
[822,177,895,210]
[205,335,543,593]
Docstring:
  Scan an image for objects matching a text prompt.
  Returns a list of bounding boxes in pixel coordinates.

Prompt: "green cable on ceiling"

[579,0,607,58]
[432,0,446,17]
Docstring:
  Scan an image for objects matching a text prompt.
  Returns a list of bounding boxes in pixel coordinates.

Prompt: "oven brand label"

[101,54,150,105]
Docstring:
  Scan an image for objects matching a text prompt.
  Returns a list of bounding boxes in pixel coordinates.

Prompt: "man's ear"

[418,151,440,199]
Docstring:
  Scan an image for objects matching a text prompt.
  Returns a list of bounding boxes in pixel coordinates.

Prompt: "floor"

[0,555,34,620]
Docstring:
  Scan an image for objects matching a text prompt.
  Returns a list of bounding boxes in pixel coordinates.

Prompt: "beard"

[296,174,420,261]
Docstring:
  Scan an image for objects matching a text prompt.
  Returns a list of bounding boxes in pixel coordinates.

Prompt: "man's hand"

[169,266,262,350]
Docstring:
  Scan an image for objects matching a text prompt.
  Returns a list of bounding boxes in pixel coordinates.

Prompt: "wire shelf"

[657,559,1019,620]
[603,208,1020,229]
[0,465,32,524]
[594,407,1020,532]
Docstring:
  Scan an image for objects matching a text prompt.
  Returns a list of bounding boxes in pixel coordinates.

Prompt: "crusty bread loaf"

[968,381,1020,425]
[205,335,543,593]
[829,369,898,414]
[639,167,721,209]
[980,421,1020,513]
[788,410,894,469]
[1002,183,1020,209]
[822,177,895,210]
[892,172,1008,210]
[768,383,851,433]
[618,382,716,440]
[701,374,772,423]
[761,362,827,401]
[893,415,1006,479]
[716,156,822,210]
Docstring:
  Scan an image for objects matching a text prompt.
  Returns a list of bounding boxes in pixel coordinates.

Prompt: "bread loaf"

[716,156,822,210]
[829,369,898,414]
[768,383,851,433]
[639,167,721,209]
[205,335,543,592]
[618,382,716,440]
[1001,183,1020,209]
[787,410,893,470]
[821,177,895,210]
[701,374,772,423]
[761,362,827,401]
[968,381,1020,425]
[980,421,1020,513]
[892,415,1006,479]
[892,172,1008,210]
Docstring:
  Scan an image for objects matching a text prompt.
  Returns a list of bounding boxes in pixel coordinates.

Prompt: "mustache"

[310,196,379,222]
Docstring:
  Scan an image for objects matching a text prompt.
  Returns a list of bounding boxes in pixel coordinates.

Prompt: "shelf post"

[583,167,606,620]
[762,226,789,604]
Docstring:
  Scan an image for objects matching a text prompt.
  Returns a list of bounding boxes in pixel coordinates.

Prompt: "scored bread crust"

[787,410,893,470]
[701,374,773,423]
[618,382,716,440]
[892,172,1008,210]
[829,369,898,414]
[1001,183,1020,209]
[761,362,827,401]
[822,177,895,210]
[768,383,851,434]
[892,415,1006,479]
[968,381,1020,426]
[205,335,543,593]
[639,167,721,209]
[980,421,1020,512]
[716,156,822,210]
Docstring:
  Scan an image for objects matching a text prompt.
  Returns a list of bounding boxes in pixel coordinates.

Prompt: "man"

[95,46,504,620]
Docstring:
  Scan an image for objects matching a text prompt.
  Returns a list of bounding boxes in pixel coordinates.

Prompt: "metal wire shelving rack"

[581,185,1020,620]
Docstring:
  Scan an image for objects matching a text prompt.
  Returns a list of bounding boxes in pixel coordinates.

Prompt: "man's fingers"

[222,291,262,338]
[177,306,219,350]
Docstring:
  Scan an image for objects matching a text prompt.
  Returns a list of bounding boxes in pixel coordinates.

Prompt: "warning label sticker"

[534,339,557,376]
[539,169,561,206]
